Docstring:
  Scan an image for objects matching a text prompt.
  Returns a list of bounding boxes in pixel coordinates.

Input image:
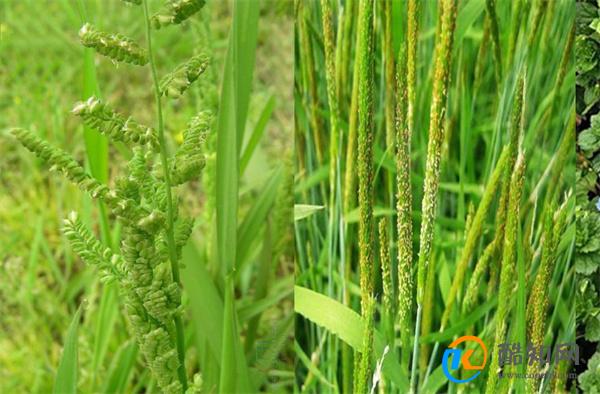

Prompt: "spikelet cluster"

[526,201,568,393]
[174,217,194,258]
[151,0,206,29]
[484,0,503,84]
[416,0,457,305]
[378,218,392,320]
[355,0,375,385]
[160,53,210,98]
[121,226,183,393]
[63,212,124,282]
[170,112,210,185]
[395,44,413,368]
[11,129,146,222]
[354,295,375,394]
[79,23,148,65]
[485,154,526,394]
[462,237,497,313]
[356,0,375,313]
[320,0,340,201]
[73,97,158,150]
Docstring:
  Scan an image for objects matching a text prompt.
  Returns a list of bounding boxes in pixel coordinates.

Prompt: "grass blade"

[53,303,83,394]
[294,286,409,391]
[102,340,138,394]
[240,95,275,175]
[216,1,259,391]
[237,167,282,266]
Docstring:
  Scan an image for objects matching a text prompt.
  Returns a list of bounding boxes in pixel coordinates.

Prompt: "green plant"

[12,1,208,392]
[295,0,574,392]
[576,0,600,391]
[13,9,207,394]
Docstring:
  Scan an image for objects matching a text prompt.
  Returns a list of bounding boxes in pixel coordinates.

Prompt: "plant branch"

[142,0,187,390]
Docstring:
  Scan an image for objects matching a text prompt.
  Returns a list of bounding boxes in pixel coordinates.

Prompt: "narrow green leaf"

[294,204,325,221]
[294,286,409,391]
[421,365,447,393]
[295,286,363,348]
[241,95,276,174]
[181,243,223,365]
[419,296,498,344]
[220,276,252,393]
[91,282,118,388]
[233,0,260,154]
[455,0,486,45]
[250,313,294,388]
[102,340,138,394]
[295,341,336,389]
[237,167,282,265]
[53,304,83,394]
[216,2,259,389]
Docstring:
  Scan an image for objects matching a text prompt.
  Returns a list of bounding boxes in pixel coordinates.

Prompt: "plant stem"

[142,0,187,390]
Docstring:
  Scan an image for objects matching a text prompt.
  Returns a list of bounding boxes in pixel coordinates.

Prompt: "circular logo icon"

[442,335,488,383]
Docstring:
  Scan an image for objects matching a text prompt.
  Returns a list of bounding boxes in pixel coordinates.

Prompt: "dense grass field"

[0,0,293,392]
[294,0,576,393]
[2,0,595,393]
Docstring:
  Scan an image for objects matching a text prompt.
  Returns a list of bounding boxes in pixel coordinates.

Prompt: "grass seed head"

[79,23,148,65]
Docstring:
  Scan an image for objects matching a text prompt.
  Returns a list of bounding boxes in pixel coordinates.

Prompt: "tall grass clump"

[295,0,575,392]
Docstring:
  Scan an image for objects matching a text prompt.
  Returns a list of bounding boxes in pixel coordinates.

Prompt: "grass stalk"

[440,146,509,330]
[462,237,499,314]
[409,303,422,394]
[299,2,324,166]
[383,0,395,150]
[507,0,524,67]
[354,0,375,387]
[485,153,526,394]
[343,10,361,214]
[141,0,187,389]
[527,0,549,48]
[418,251,436,383]
[395,43,413,368]
[356,0,375,317]
[353,295,375,394]
[416,0,456,306]
[406,0,418,141]
[378,218,393,344]
[415,2,456,385]
[484,0,502,85]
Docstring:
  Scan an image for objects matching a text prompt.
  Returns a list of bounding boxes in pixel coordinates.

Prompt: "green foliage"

[579,351,600,393]
[576,208,600,275]
[577,0,600,114]
[577,1,600,390]
[579,113,600,157]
